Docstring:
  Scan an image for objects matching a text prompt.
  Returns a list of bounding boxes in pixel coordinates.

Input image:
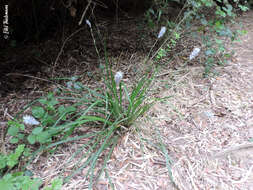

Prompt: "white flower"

[86,19,91,28]
[114,71,123,86]
[23,115,40,125]
[158,26,166,39]
[189,47,201,60]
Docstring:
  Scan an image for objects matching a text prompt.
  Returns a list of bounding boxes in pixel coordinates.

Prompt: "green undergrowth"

[2,45,159,189]
[146,0,249,77]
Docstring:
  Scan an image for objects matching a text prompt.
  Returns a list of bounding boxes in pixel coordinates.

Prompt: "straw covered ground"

[33,11,253,190]
[1,10,253,190]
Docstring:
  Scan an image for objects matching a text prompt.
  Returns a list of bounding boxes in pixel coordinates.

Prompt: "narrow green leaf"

[88,125,117,189]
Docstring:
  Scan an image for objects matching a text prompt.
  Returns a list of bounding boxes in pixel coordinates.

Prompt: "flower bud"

[86,19,91,28]
[158,26,166,39]
[189,47,201,60]
[114,71,123,86]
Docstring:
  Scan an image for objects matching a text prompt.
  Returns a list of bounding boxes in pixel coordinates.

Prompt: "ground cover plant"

[2,45,158,189]
[1,0,251,189]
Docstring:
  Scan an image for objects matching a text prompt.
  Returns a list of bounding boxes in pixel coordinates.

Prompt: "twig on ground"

[213,143,253,158]
[6,73,53,83]
[54,27,84,73]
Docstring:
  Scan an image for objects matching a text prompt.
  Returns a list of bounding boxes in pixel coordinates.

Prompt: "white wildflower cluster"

[158,26,166,39]
[189,47,201,60]
[114,71,123,86]
[23,115,40,126]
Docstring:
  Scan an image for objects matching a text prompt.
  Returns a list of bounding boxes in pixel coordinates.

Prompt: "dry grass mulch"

[1,10,253,190]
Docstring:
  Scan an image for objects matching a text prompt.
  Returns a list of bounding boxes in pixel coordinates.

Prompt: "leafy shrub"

[7,92,78,145]
[0,174,62,190]
[0,144,42,190]
[0,173,42,190]
[146,0,249,76]
[0,145,25,175]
